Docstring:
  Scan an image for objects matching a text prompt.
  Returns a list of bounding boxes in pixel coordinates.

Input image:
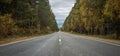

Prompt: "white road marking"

[59,38,62,56]
[58,36,62,45]
[90,38,120,46]
[79,36,120,47]
[59,36,62,42]
[63,32,120,47]
[0,37,39,47]
[70,34,120,47]
[59,39,62,42]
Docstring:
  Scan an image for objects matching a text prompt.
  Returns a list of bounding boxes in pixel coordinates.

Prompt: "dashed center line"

[59,39,62,42]
[58,36,62,42]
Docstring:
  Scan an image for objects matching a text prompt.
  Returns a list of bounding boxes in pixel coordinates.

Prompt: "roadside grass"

[0,33,52,45]
[65,32,120,45]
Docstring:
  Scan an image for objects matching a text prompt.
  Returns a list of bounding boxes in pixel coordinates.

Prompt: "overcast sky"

[49,0,76,28]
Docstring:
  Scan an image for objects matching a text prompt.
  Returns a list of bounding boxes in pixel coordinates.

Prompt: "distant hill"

[62,0,120,39]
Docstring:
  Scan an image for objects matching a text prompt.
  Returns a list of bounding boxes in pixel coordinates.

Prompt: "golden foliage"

[0,14,15,38]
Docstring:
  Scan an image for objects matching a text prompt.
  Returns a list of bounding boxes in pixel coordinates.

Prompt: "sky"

[49,0,76,28]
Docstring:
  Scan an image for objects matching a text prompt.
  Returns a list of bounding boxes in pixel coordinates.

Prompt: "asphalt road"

[0,32,120,56]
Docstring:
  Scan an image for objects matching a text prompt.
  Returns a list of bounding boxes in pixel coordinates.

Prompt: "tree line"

[62,0,120,39]
[0,0,58,39]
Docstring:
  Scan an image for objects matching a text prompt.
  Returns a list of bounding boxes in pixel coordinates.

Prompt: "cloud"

[49,0,75,28]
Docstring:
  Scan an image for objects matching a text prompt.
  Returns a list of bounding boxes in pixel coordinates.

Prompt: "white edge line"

[0,36,40,47]
[78,35,120,47]
[65,32,120,47]
[0,33,56,47]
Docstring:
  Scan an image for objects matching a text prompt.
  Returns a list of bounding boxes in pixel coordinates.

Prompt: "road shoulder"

[63,32,120,46]
[0,35,42,46]
[0,33,54,46]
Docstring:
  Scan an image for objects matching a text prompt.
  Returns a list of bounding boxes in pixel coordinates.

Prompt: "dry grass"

[0,34,48,45]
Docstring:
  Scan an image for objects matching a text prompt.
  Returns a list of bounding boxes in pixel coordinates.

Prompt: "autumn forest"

[62,0,120,39]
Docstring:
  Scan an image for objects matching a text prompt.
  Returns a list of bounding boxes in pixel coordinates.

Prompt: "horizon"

[49,0,76,28]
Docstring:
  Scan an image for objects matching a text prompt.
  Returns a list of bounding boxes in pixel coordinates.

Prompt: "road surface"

[0,32,120,56]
